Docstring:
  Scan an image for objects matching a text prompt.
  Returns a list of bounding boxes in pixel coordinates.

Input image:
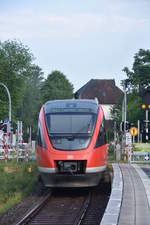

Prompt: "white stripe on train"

[38,165,106,173]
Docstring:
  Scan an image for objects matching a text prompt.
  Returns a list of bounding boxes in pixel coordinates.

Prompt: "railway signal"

[141,91,150,142]
[141,104,146,110]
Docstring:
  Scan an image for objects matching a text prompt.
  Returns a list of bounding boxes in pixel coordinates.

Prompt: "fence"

[130,151,150,163]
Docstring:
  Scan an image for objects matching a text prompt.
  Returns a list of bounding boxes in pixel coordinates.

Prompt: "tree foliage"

[111,97,123,124]
[123,49,150,91]
[0,40,74,140]
[41,70,74,103]
[111,91,144,130]
[20,65,44,139]
[0,40,44,140]
[126,92,144,123]
[0,40,33,120]
[111,49,150,127]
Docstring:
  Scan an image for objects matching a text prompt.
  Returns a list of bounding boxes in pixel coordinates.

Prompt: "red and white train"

[36,99,107,187]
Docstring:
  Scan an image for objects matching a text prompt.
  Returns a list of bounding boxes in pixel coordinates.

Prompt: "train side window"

[95,118,106,148]
[37,122,46,148]
[37,127,42,146]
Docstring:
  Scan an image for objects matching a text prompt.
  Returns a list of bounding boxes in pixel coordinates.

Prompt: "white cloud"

[0,10,150,40]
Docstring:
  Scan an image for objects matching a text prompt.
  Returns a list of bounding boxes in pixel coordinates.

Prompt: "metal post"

[124,83,127,132]
[0,82,11,124]
[146,110,149,142]
[123,82,127,156]
[114,120,117,142]
[133,135,135,144]
[29,126,32,147]
[138,120,140,143]
[16,121,19,163]
[121,98,124,154]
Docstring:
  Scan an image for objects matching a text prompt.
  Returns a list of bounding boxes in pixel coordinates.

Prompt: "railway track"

[16,175,111,225]
[16,184,110,225]
[16,191,52,225]
[16,189,91,225]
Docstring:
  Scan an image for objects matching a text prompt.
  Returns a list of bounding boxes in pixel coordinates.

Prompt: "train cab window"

[37,122,46,148]
[95,117,106,148]
[45,113,97,150]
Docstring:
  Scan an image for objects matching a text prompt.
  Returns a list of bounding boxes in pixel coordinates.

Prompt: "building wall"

[101,104,113,120]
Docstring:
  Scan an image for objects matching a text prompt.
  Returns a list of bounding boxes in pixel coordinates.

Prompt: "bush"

[0,160,39,214]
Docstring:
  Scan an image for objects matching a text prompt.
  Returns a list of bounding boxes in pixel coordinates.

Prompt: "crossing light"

[141,103,150,110]
[141,91,150,110]
[141,104,146,110]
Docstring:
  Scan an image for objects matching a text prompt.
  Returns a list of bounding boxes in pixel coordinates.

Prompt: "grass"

[133,143,150,152]
[0,160,39,215]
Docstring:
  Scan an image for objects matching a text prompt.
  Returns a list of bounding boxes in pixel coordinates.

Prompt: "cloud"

[0,10,150,40]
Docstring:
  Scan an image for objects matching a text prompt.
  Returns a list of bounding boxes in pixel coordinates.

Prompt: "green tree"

[0,40,33,120]
[111,96,123,125]
[41,70,74,103]
[126,92,144,123]
[111,90,144,128]
[20,65,44,140]
[111,49,150,127]
[0,40,45,140]
[123,49,150,92]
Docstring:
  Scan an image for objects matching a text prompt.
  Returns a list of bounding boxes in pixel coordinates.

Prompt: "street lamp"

[122,80,127,151]
[0,82,12,131]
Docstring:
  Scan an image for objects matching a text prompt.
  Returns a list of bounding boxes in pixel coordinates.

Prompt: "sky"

[0,0,150,91]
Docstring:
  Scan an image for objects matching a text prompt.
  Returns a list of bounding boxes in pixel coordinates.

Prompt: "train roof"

[44,99,99,114]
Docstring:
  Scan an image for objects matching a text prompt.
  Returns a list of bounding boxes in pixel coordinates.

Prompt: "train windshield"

[45,113,96,150]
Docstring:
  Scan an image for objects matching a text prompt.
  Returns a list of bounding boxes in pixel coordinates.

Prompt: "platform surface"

[118,164,150,225]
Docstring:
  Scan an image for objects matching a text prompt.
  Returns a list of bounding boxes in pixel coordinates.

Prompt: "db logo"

[67,155,74,159]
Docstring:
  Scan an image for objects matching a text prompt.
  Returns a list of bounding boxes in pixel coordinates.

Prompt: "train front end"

[36,99,107,187]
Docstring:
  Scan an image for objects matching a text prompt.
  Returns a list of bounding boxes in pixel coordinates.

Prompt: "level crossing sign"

[126,132,132,145]
[129,127,138,136]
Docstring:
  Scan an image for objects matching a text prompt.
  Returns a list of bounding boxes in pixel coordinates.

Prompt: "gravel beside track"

[0,173,111,225]
[28,188,90,225]
[0,181,49,225]
[20,175,111,225]
[81,181,111,225]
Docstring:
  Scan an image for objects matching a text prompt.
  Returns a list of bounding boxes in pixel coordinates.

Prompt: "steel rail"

[73,192,91,225]
[15,191,52,225]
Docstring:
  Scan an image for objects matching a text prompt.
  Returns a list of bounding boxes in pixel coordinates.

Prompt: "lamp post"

[0,82,12,131]
[122,80,127,152]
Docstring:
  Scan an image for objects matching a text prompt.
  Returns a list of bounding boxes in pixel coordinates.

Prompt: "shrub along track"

[16,178,111,225]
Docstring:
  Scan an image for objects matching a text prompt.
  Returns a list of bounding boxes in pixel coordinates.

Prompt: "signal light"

[141,104,146,109]
[148,104,150,110]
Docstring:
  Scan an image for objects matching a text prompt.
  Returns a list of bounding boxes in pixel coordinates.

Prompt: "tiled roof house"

[74,79,123,129]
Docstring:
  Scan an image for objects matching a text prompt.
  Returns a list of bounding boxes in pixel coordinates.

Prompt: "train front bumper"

[38,166,106,187]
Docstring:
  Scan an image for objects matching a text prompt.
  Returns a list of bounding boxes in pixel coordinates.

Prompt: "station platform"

[101,163,150,225]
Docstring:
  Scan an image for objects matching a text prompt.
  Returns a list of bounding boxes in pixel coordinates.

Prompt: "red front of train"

[36,99,107,187]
